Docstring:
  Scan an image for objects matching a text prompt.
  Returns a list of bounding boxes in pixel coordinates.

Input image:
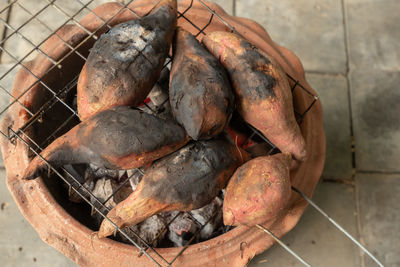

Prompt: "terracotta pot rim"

[0,1,325,266]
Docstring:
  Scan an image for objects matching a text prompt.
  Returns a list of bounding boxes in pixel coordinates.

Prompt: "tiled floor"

[0,170,76,267]
[0,0,398,266]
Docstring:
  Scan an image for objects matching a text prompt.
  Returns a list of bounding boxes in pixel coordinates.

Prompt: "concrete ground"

[0,0,398,266]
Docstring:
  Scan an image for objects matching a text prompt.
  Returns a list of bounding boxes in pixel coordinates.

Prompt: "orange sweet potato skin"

[223,153,292,226]
[98,140,250,238]
[77,0,177,121]
[169,28,234,140]
[202,32,306,161]
[23,106,189,180]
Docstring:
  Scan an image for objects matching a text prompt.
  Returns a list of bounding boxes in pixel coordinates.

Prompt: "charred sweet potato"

[97,139,249,238]
[23,106,189,180]
[169,28,234,140]
[223,153,292,226]
[202,32,306,161]
[77,0,177,120]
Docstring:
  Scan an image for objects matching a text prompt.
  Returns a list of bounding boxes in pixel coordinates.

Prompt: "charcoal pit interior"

[22,33,96,229]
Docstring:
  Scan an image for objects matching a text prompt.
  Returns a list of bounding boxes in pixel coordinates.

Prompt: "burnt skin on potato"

[223,153,292,227]
[23,106,189,180]
[77,0,177,121]
[169,28,234,140]
[97,139,250,238]
[202,32,306,161]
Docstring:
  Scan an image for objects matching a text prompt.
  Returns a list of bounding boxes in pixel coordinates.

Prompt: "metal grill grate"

[0,1,383,266]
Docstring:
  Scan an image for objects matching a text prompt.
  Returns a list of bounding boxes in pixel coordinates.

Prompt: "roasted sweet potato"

[169,28,234,140]
[23,106,189,180]
[97,139,249,238]
[202,32,306,161]
[223,153,292,226]
[77,0,177,120]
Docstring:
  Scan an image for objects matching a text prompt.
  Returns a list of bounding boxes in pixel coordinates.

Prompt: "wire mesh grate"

[0,1,383,266]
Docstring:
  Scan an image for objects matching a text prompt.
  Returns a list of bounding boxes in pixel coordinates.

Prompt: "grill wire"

[0,0,383,266]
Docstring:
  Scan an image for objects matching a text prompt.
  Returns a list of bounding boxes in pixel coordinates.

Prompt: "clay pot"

[0,0,325,266]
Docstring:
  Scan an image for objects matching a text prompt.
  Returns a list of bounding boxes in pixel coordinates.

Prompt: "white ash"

[119,214,167,247]
[88,163,119,180]
[171,145,191,165]
[140,68,172,119]
[138,102,157,115]
[90,177,132,225]
[139,96,171,120]
[149,68,169,107]
[149,83,168,107]
[164,196,223,247]
[89,171,166,246]
[150,89,171,118]
[110,24,156,62]
[190,197,223,240]
[127,168,144,191]
[165,211,197,247]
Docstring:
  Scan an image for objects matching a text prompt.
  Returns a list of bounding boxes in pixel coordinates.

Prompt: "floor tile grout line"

[356,170,400,175]
[341,0,365,266]
[0,0,13,63]
[305,70,346,77]
[340,0,356,173]
[321,178,355,186]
